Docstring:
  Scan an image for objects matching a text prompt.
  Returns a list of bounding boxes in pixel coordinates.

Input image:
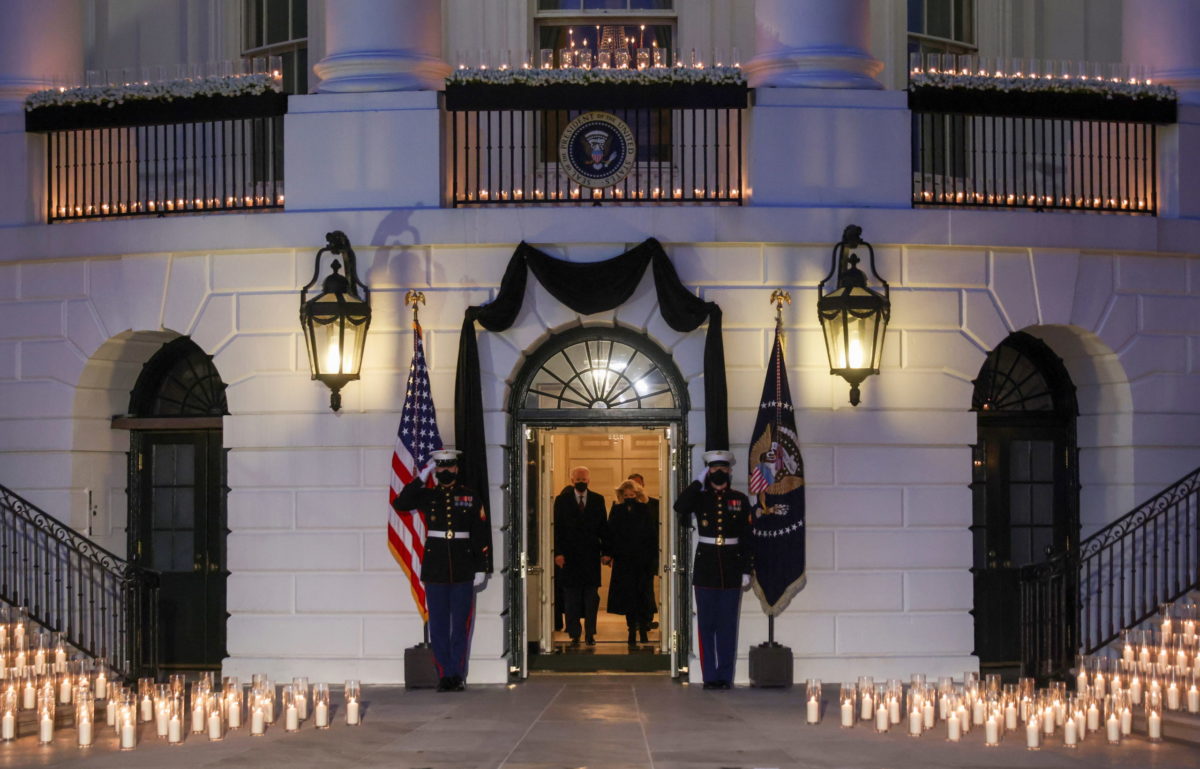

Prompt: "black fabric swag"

[454,238,728,513]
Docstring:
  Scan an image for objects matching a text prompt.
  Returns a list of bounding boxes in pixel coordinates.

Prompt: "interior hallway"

[10,675,1197,769]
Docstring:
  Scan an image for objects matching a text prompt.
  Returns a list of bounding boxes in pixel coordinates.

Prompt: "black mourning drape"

[454,238,727,512]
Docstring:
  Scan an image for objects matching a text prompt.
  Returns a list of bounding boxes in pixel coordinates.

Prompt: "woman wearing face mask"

[605,480,659,647]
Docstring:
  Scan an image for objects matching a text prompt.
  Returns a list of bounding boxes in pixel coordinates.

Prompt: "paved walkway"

[3,674,1195,769]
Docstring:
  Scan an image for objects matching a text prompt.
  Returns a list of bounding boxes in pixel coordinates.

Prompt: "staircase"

[1019,465,1200,680]
[0,484,159,679]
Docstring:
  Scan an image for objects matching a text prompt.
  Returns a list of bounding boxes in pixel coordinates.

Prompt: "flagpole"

[767,290,789,647]
[405,290,432,649]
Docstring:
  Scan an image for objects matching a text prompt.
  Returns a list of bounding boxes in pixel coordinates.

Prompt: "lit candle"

[286,702,299,732]
[168,714,181,744]
[106,698,117,727]
[1086,701,1099,732]
[923,699,935,729]
[1120,706,1132,736]
[78,718,93,747]
[957,704,970,733]
[1004,701,1017,731]
[1076,669,1088,692]
[1106,712,1120,744]
[972,697,985,725]
[95,672,107,700]
[984,714,1000,745]
[191,699,205,734]
[251,705,265,735]
[1139,646,1151,666]
[860,689,873,720]
[156,703,169,738]
[1130,675,1142,704]
[39,712,53,744]
[840,700,853,727]
[875,701,889,732]
[1188,684,1200,714]
[938,694,949,720]
[946,710,961,742]
[120,718,135,750]
[33,649,45,675]
[908,706,922,736]
[54,648,66,674]
[1063,715,1077,747]
[1,710,13,740]
[59,676,72,704]
[1093,673,1106,697]
[207,708,222,741]
[227,698,241,729]
[806,696,819,724]
[346,699,360,726]
[1025,716,1040,749]
[140,695,153,723]
[1041,706,1055,735]
[1167,682,1180,710]
[315,699,329,728]
[888,696,900,725]
[1147,709,1162,741]
[22,682,35,711]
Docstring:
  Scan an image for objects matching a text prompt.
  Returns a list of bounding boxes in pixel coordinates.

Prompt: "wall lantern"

[817,224,890,406]
[300,231,371,412]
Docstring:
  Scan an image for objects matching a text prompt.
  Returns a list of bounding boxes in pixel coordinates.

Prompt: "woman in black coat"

[605,480,659,646]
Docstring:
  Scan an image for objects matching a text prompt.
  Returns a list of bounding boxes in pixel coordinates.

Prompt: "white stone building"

[0,0,1196,687]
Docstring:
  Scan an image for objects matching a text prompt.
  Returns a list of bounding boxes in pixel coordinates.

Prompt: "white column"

[314,0,450,92]
[0,0,83,112]
[744,0,882,90]
[1123,0,1200,105]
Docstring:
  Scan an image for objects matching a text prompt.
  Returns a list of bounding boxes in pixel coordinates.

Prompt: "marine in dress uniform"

[673,450,752,689]
[392,448,491,692]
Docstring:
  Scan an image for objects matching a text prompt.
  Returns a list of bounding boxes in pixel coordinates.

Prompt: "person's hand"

[741,573,751,589]
[473,572,486,588]
[554,555,565,568]
[694,464,709,484]
[417,458,436,483]
[602,556,612,566]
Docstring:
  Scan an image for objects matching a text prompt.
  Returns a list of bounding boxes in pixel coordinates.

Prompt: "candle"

[296,694,308,721]
[1139,646,1151,666]
[957,704,970,733]
[1025,717,1040,749]
[251,707,265,735]
[972,698,985,725]
[923,699,935,729]
[1004,702,1017,731]
[1,712,13,740]
[168,715,181,744]
[59,677,72,704]
[54,648,66,673]
[1094,673,1106,697]
[887,697,900,725]
[1106,712,1120,744]
[1122,644,1135,663]
[33,649,45,675]
[946,711,961,741]
[39,713,53,743]
[908,707,922,736]
[860,690,872,720]
[806,697,819,724]
[95,672,107,700]
[938,694,949,720]
[1041,706,1055,735]
[1167,683,1180,710]
[120,720,135,750]
[1063,715,1077,747]
[346,699,360,725]
[156,705,169,738]
[840,700,853,727]
[1188,685,1199,713]
[285,703,299,732]
[191,700,205,733]
[22,683,34,711]
[78,719,93,747]
[1130,676,1142,704]
[140,695,153,722]
[207,710,222,740]
[228,699,241,729]
[984,714,1000,745]
[1147,710,1162,740]
[1086,702,1100,732]
[106,698,117,726]
[1120,706,1132,735]
[875,702,888,732]
[1076,670,1088,692]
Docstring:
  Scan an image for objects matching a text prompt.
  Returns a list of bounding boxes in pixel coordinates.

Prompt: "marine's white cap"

[431,448,462,464]
[702,450,735,467]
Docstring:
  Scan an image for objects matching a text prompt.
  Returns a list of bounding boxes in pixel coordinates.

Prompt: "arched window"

[129,337,228,417]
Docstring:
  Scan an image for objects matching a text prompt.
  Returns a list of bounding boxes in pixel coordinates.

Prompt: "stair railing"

[0,484,158,679]
[1020,465,1200,679]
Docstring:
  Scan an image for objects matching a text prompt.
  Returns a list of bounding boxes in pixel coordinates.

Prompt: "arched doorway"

[507,325,690,677]
[118,337,229,671]
[970,331,1079,675]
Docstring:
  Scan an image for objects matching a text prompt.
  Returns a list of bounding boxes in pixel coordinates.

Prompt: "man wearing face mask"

[673,450,753,689]
[393,448,491,691]
[553,466,610,646]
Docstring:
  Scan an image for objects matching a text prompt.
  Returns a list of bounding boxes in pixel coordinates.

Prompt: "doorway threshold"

[529,650,671,673]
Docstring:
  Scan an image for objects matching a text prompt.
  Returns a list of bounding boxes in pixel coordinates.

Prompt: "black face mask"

[436,470,458,485]
[708,470,730,486]
[573,481,588,493]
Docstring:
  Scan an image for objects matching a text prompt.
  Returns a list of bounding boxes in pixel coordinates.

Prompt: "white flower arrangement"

[447,66,745,88]
[909,71,1175,101]
[25,73,282,112]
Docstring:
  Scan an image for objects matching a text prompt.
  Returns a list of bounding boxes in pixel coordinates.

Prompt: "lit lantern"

[300,231,371,412]
[817,225,891,406]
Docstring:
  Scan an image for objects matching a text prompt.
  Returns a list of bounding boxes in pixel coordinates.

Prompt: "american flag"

[387,321,442,623]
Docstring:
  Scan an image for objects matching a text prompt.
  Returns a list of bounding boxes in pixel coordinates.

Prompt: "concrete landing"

[2,674,1196,769]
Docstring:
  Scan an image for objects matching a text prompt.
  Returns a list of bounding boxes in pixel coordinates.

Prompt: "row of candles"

[53,195,286,219]
[910,53,1154,87]
[2,670,363,748]
[914,191,1151,211]
[42,57,286,92]
[801,669,1198,748]
[457,187,739,202]
[456,47,738,72]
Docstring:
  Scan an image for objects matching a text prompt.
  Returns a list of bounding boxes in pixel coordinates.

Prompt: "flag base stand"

[405,643,439,689]
[749,642,793,688]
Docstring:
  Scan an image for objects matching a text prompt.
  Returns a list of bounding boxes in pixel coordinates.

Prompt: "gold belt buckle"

[715,535,725,546]
[446,530,455,540]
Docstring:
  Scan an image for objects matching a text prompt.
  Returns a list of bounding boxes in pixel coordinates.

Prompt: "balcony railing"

[444,80,747,206]
[27,91,286,223]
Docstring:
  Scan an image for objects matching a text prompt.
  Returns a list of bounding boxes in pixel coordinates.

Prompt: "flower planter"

[908,85,1176,124]
[26,92,288,132]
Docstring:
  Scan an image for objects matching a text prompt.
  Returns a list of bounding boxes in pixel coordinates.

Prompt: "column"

[744,0,882,90]
[1123,0,1200,105]
[314,0,450,92]
[0,0,83,112]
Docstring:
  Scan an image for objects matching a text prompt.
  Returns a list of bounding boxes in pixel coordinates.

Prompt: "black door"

[130,429,226,669]
[970,332,1078,672]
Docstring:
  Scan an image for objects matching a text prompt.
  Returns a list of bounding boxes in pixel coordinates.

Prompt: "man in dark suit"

[553,466,609,646]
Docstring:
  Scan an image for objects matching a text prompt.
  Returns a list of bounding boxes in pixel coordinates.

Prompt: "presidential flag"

[748,327,807,616]
[387,320,442,623]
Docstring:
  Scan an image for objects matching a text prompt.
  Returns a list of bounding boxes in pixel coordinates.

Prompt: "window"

[908,0,975,59]
[244,0,308,94]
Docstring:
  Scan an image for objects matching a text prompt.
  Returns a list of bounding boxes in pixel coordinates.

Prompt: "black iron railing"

[445,83,746,206]
[0,484,159,680]
[27,93,286,223]
[912,113,1158,214]
[1020,466,1200,679]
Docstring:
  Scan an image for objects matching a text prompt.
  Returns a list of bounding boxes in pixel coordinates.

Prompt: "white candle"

[54,649,66,673]
[1167,683,1180,710]
[875,702,888,732]
[860,691,872,720]
[207,710,222,740]
[946,711,961,741]
[120,722,135,749]
[78,720,93,747]
[1004,702,1017,731]
[1123,642,1135,663]
[972,698,985,725]
[938,694,949,720]
[1042,706,1055,735]
[1177,650,1188,670]
[888,697,900,724]
[191,702,205,733]
[840,701,853,727]
[1130,677,1142,704]
[1148,710,1162,740]
[1188,685,1200,714]
[157,707,170,737]
[1025,718,1040,749]
[227,700,241,729]
[106,699,117,726]
[346,699,360,725]
[22,684,35,711]
[94,673,106,700]
[805,697,818,724]
[13,651,25,670]
[1,712,12,740]
[168,715,181,744]
[1120,707,1132,736]
[923,700,935,729]
[251,708,265,735]
[1076,670,1088,692]
[140,696,153,723]
[38,714,53,743]
[957,705,970,733]
[285,704,299,732]
[1054,700,1065,726]
[1139,647,1151,666]
[59,678,72,704]
[296,694,308,721]
[984,714,999,745]
[908,707,922,736]
[1106,713,1120,744]
[1063,716,1077,746]
[1094,674,1106,697]
[33,649,45,675]
[1086,702,1100,732]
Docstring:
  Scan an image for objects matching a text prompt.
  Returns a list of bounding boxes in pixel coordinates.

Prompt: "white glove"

[417,459,436,483]
[694,464,709,484]
[473,573,486,588]
[741,573,751,589]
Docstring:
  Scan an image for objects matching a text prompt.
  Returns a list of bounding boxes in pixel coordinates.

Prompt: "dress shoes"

[451,676,466,692]
[569,637,580,647]
[702,681,720,690]
[639,629,649,643]
[719,680,732,689]
[585,636,596,646]
[436,677,454,692]
[627,629,637,648]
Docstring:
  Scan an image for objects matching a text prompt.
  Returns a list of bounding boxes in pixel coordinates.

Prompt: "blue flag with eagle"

[748,327,806,616]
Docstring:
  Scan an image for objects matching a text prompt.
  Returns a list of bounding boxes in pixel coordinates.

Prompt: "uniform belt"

[697,535,738,545]
[427,530,464,539]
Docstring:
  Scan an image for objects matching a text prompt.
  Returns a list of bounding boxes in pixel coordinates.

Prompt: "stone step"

[1132,709,1200,747]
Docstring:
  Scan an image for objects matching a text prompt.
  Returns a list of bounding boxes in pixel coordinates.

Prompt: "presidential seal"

[558,111,636,189]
